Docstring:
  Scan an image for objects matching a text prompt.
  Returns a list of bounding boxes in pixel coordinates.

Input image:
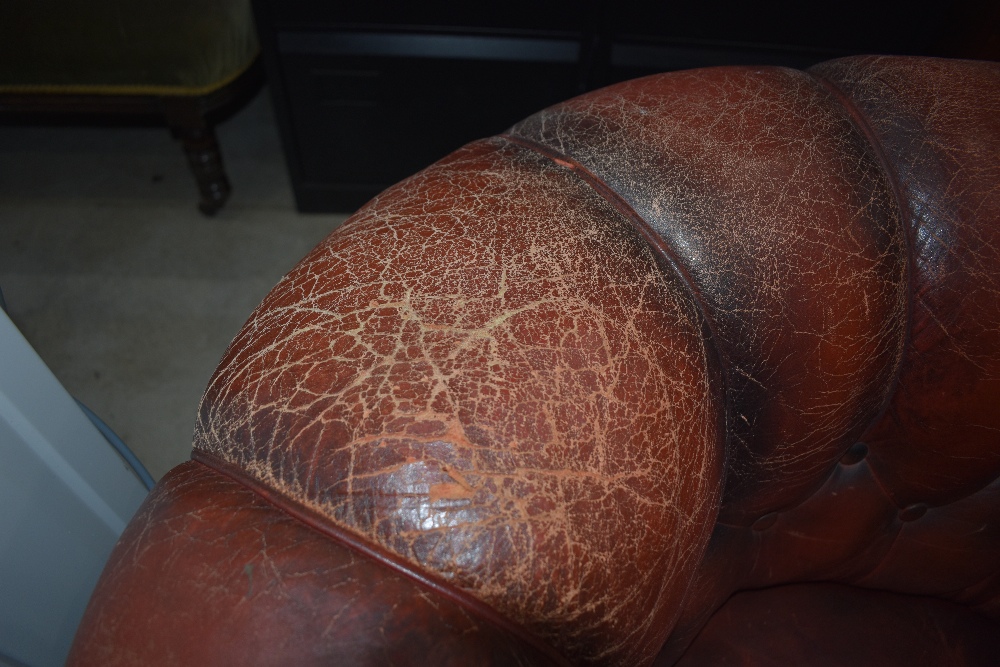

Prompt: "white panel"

[0,311,148,667]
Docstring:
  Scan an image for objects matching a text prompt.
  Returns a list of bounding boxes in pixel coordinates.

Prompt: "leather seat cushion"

[674,582,1000,666]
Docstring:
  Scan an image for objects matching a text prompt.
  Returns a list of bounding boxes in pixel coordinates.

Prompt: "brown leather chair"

[68,55,1000,666]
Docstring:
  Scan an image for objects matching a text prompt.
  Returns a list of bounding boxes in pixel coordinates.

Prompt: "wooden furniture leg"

[164,99,232,216]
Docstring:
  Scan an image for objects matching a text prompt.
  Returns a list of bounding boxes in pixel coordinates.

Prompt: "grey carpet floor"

[0,89,348,480]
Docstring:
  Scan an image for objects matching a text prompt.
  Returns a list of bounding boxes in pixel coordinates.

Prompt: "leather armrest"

[73,137,726,665]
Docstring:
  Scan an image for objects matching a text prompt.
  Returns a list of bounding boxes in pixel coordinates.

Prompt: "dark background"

[253,0,1000,211]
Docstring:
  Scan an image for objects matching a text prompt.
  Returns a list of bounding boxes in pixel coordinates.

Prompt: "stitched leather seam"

[805,76,913,582]
[191,451,572,667]
[497,133,732,657]
[499,132,732,469]
[807,69,914,478]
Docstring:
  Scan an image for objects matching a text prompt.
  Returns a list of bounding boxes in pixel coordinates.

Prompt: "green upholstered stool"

[0,0,260,215]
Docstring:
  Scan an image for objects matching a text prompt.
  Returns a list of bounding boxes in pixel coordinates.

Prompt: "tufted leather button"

[840,442,869,466]
[752,513,779,532]
[898,504,928,522]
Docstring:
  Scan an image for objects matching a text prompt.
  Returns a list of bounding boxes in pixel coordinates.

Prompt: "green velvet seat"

[0,0,260,214]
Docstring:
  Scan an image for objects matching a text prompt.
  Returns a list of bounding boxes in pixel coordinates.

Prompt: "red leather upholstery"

[69,56,1000,665]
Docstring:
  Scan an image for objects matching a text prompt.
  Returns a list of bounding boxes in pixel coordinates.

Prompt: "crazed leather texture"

[70,56,1000,666]
[192,137,726,665]
[507,64,909,524]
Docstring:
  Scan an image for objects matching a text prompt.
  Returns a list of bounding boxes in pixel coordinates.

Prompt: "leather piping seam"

[497,133,724,355]
[499,131,732,467]
[497,133,734,654]
[806,68,919,588]
[191,450,572,667]
[807,68,914,478]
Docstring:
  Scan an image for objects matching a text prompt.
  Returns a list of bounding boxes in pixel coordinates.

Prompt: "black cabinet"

[275,32,582,210]
[254,1,998,212]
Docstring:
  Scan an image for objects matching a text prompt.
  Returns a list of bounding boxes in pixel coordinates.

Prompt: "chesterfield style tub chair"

[69,55,1000,665]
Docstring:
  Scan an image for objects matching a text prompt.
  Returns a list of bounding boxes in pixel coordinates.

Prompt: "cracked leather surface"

[655,56,1000,664]
[70,56,1000,666]
[507,65,909,524]
[193,137,724,665]
[812,56,1000,509]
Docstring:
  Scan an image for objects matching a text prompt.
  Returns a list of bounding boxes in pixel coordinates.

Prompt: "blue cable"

[74,399,156,491]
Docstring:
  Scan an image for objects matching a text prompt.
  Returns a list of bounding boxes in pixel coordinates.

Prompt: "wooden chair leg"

[176,127,231,215]
[163,98,232,216]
